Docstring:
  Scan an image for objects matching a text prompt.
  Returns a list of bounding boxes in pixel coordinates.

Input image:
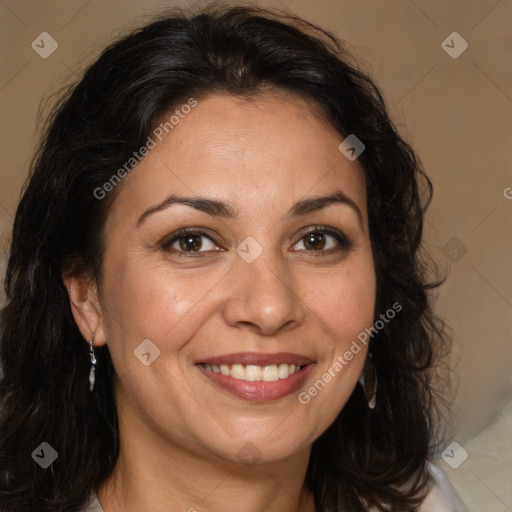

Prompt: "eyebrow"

[136,190,363,227]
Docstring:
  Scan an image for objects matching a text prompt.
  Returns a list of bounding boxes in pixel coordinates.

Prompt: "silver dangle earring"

[88,334,97,392]
[358,354,377,409]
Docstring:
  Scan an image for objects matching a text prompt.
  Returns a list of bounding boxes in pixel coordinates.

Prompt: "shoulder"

[418,462,470,512]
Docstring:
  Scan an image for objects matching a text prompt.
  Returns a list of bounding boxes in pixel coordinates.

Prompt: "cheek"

[300,266,375,407]
[98,254,221,366]
[305,258,376,344]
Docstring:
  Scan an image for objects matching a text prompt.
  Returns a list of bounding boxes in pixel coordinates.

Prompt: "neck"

[97,419,315,512]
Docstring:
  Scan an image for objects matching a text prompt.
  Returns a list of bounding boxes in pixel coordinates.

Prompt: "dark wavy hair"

[0,4,451,511]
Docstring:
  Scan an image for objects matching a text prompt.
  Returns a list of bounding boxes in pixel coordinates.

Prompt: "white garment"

[83,462,470,511]
[420,462,471,511]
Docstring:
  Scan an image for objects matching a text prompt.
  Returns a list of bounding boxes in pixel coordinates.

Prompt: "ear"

[62,272,107,347]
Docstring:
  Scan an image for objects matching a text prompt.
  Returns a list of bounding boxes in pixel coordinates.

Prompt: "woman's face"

[94,92,376,465]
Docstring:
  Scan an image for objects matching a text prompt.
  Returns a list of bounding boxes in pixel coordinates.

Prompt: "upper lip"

[196,352,315,366]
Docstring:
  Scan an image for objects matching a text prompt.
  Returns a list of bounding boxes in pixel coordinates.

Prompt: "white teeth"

[278,363,289,379]
[262,364,279,382]
[202,363,302,381]
[231,364,245,380]
[245,365,262,381]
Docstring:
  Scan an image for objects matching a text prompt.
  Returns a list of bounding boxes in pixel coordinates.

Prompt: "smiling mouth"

[201,363,304,382]
[195,352,316,401]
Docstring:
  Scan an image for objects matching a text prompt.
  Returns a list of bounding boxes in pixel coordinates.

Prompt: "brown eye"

[162,230,220,254]
[303,232,327,250]
[178,234,204,252]
[293,227,351,252]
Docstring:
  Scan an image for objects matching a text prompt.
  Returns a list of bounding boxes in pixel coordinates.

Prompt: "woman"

[0,4,470,511]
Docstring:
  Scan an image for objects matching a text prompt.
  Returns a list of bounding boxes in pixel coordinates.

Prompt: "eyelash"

[160,226,352,257]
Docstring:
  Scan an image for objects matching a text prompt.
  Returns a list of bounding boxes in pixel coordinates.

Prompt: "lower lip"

[197,364,316,402]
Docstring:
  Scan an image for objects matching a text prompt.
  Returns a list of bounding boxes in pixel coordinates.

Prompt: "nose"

[221,249,306,336]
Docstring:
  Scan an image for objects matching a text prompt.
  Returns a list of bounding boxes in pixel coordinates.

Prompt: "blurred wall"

[1,0,511,448]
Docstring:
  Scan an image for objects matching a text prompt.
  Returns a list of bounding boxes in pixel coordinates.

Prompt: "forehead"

[108,92,367,224]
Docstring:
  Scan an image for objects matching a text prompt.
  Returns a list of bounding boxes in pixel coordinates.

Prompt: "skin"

[64,92,377,512]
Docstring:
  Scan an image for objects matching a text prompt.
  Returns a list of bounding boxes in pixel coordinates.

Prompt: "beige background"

[0,0,511,508]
